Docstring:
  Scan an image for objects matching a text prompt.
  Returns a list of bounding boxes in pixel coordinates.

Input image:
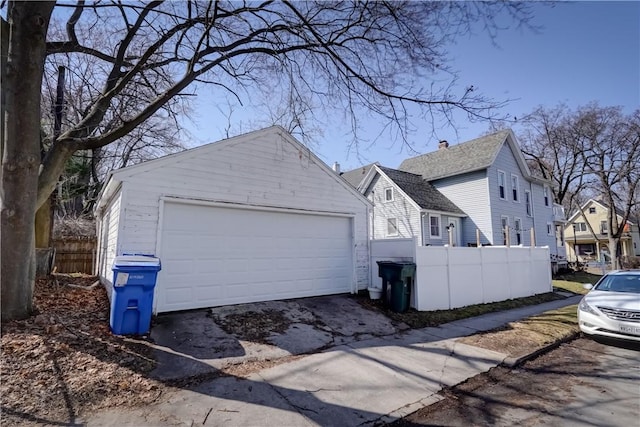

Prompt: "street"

[393,337,640,426]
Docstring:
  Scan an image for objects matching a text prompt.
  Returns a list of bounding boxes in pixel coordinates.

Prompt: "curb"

[501,331,581,368]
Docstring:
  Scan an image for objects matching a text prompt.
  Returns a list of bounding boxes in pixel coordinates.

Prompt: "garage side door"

[156,202,353,312]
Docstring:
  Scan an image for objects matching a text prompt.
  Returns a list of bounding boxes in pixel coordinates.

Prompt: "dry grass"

[1,278,163,426]
[460,305,579,358]
[357,292,564,329]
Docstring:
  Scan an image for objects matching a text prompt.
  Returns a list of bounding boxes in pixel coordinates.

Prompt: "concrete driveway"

[149,294,409,381]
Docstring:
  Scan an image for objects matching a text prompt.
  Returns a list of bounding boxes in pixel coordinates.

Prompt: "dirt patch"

[222,354,305,377]
[1,279,306,426]
[1,276,165,426]
[459,305,579,358]
[391,339,605,426]
[212,309,293,343]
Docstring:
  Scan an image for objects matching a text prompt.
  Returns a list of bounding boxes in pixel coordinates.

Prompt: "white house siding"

[367,174,423,244]
[109,130,370,290]
[431,170,491,245]
[97,189,122,288]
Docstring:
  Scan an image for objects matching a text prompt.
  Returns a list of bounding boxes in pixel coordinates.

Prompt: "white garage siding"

[96,127,370,312]
[157,201,354,312]
[97,188,122,289]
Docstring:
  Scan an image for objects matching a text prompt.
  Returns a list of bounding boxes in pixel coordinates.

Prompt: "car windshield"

[594,274,640,293]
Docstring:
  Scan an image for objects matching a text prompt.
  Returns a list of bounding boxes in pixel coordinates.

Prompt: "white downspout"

[530,181,537,247]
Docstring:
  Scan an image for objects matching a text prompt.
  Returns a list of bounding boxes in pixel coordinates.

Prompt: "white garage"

[95,126,371,313]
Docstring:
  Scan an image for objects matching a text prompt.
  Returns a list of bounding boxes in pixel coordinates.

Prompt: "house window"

[573,222,587,232]
[387,218,398,236]
[547,222,553,236]
[600,220,608,234]
[525,191,532,216]
[429,215,441,238]
[511,175,519,202]
[543,186,550,206]
[577,243,596,256]
[498,170,506,200]
[514,217,522,245]
[384,187,393,202]
[588,206,596,214]
[501,216,509,245]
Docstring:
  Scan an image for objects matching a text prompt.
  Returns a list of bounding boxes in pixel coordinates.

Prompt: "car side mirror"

[582,283,593,290]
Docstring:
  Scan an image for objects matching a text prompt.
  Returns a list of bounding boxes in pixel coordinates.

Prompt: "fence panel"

[448,248,483,309]
[413,245,552,311]
[415,245,449,310]
[52,237,96,274]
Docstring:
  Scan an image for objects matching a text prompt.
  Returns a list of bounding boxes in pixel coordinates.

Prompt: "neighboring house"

[354,164,466,246]
[343,129,567,259]
[95,126,371,313]
[341,163,378,189]
[564,199,640,263]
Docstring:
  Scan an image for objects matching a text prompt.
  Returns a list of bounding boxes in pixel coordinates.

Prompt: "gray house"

[344,129,567,259]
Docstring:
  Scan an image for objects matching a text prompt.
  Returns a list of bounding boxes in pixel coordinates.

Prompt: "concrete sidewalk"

[83,295,582,427]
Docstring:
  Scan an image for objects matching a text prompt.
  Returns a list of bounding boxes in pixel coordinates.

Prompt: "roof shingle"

[399,130,511,181]
[378,166,464,214]
[341,163,377,188]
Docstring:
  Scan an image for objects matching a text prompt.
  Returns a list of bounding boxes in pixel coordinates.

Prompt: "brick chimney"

[438,140,449,149]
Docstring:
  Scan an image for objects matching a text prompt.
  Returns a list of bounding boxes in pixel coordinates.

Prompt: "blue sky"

[182,1,640,171]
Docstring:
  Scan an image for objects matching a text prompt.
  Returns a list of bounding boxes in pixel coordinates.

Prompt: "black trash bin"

[376,261,416,313]
[390,280,411,313]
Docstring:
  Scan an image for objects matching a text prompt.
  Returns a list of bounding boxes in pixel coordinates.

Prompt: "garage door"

[155,202,353,312]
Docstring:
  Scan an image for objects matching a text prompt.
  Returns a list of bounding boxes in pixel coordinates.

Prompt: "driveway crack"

[257,372,319,420]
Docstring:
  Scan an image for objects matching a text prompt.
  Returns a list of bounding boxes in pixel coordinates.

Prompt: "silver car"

[577,270,640,342]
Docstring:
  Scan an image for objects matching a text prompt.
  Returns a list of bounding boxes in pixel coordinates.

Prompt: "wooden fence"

[52,237,96,274]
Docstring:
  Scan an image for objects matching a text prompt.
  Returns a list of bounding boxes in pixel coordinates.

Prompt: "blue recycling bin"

[110,255,161,335]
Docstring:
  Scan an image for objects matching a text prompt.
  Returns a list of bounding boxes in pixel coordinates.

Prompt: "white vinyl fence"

[370,239,552,311]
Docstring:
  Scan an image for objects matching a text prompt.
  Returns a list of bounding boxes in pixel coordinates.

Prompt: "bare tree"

[578,106,640,269]
[519,104,640,269]
[518,104,596,215]
[2,1,536,320]
[40,19,189,216]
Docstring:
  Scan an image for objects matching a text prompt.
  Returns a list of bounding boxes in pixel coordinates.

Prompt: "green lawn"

[552,271,602,295]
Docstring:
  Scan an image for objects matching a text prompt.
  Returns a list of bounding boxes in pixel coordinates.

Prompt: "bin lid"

[114,255,160,267]
[376,260,415,266]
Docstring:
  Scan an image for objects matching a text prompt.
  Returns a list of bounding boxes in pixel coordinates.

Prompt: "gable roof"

[399,129,542,183]
[341,163,378,189]
[566,198,635,225]
[378,166,465,214]
[96,126,371,212]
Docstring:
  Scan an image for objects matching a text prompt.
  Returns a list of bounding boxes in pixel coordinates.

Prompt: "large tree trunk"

[608,236,621,270]
[1,2,55,321]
